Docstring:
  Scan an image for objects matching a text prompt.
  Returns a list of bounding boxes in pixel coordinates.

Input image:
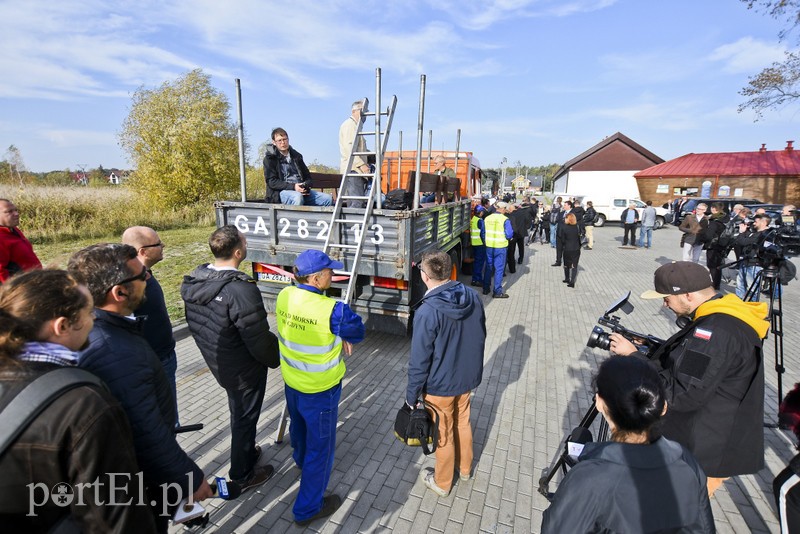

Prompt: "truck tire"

[654,216,665,230]
[594,214,606,227]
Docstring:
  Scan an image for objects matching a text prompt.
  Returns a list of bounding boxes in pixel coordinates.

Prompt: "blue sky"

[0,0,796,173]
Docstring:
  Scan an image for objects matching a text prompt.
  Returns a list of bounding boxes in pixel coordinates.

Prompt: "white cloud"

[708,37,787,74]
[425,0,618,30]
[38,129,117,147]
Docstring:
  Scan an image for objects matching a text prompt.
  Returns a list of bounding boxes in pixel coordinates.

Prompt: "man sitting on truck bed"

[264,128,333,207]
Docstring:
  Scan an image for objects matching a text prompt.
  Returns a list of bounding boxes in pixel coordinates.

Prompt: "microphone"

[566,426,593,466]
[210,477,242,500]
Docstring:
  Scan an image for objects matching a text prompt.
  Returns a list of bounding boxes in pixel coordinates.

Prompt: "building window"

[718,185,730,197]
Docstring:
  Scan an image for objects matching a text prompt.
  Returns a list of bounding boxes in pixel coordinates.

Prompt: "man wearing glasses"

[264,127,332,206]
[122,226,179,426]
[70,243,212,530]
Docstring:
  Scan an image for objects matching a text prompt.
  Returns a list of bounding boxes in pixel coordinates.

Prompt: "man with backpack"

[703,202,732,290]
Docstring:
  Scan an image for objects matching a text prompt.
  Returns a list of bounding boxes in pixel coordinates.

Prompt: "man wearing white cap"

[610,261,769,496]
[276,249,365,525]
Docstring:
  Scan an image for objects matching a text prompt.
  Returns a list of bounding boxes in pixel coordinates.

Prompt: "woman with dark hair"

[542,356,714,533]
[557,212,582,287]
[0,269,156,532]
[774,383,800,533]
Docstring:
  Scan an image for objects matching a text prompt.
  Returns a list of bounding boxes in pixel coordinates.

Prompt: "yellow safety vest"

[470,216,483,246]
[484,213,509,248]
[276,286,344,393]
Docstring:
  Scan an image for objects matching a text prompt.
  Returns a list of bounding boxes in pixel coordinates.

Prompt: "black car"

[671,197,761,224]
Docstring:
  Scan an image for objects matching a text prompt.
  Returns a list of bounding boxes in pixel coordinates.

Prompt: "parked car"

[673,197,761,224]
[588,197,669,229]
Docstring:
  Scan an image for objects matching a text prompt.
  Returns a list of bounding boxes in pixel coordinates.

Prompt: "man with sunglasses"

[122,226,179,426]
[70,243,212,531]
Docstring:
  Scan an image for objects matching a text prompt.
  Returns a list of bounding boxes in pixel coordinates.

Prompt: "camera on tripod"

[585,291,663,356]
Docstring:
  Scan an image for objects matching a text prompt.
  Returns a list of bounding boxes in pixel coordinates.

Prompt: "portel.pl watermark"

[27,471,195,517]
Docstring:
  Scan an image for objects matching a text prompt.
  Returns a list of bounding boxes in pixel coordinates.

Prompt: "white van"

[587,197,669,229]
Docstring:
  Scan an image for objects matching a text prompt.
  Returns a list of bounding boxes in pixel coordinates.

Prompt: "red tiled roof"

[635,149,800,178]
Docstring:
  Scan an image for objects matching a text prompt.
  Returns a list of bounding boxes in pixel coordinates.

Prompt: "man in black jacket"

[610,261,769,496]
[506,204,530,272]
[181,226,279,491]
[263,128,332,206]
[70,244,212,532]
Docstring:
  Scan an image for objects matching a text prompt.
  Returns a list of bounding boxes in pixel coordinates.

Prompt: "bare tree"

[739,1,800,119]
[4,145,26,186]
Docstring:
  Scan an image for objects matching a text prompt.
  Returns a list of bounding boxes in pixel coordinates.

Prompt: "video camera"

[586,292,664,357]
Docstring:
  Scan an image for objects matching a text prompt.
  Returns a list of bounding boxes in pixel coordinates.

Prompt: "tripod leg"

[538,401,600,500]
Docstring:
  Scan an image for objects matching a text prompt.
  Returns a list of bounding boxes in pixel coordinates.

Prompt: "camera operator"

[609,261,769,496]
[734,212,772,300]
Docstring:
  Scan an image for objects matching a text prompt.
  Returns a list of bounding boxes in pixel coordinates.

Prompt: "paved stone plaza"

[169,223,800,533]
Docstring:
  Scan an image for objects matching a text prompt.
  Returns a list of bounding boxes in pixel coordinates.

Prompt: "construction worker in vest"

[481,201,514,298]
[470,204,487,288]
[276,249,365,526]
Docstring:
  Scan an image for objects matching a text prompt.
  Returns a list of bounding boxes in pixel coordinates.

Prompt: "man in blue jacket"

[70,243,212,532]
[407,250,486,497]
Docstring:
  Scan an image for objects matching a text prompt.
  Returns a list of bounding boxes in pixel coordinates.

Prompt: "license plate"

[253,263,293,284]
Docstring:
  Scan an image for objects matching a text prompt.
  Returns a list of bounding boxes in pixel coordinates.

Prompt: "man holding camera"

[610,261,769,496]
[264,127,333,206]
[734,212,772,300]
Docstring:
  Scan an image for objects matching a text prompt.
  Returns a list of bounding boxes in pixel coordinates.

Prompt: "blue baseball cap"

[295,250,343,276]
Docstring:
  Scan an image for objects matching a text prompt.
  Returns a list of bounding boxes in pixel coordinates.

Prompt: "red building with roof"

[634,141,800,205]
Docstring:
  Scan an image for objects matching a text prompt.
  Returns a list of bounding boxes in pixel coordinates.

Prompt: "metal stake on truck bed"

[324,67,397,306]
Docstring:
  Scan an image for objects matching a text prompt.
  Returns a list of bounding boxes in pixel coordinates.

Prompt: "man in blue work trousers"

[276,249,365,526]
[482,201,514,298]
[470,203,486,288]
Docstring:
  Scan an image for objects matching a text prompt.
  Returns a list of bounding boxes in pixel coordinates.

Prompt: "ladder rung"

[330,243,359,250]
[340,195,370,200]
[353,152,375,156]
[346,173,373,178]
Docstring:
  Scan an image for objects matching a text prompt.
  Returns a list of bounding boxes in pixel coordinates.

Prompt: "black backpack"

[715,220,737,250]
[383,188,414,210]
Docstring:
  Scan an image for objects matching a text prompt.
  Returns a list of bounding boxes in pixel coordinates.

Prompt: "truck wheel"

[654,216,665,230]
[594,214,606,227]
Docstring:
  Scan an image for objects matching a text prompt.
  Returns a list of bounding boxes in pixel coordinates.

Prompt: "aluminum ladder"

[324,71,397,306]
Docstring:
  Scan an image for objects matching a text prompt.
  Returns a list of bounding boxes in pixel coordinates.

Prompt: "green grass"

[35,224,217,321]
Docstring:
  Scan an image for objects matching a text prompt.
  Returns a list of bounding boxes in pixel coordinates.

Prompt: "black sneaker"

[295,494,342,526]
[470,281,482,287]
[493,293,509,299]
[551,263,561,267]
[234,464,274,493]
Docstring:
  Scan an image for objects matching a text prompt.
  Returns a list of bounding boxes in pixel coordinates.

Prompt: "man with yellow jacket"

[610,261,769,497]
[276,250,365,526]
[481,201,514,298]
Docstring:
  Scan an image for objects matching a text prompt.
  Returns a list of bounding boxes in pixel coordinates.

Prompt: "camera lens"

[586,326,611,351]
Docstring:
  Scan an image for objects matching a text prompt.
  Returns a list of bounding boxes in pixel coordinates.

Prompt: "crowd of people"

[2,174,798,532]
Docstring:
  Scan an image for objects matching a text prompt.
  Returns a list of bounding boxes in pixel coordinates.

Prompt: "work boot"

[568,268,578,288]
[562,266,570,283]
[294,494,343,526]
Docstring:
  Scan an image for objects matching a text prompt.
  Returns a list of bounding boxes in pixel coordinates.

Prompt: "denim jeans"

[638,226,653,248]
[736,265,762,300]
[280,189,333,206]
